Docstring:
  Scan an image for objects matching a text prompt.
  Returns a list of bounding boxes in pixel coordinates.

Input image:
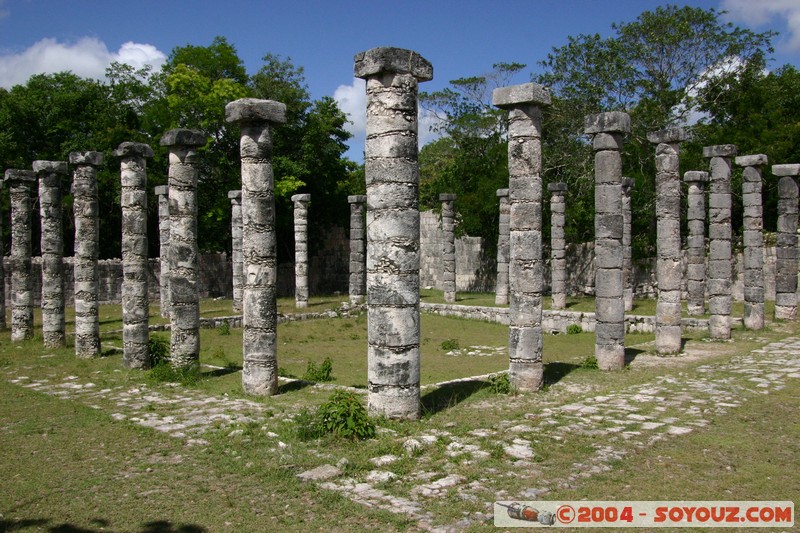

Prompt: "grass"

[0,295,797,531]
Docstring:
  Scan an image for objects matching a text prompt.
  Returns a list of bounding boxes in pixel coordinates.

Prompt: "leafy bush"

[303,357,333,382]
[318,391,376,440]
[148,336,170,367]
[440,338,460,351]
[217,321,231,336]
[566,324,582,335]
[580,355,599,369]
[488,373,513,394]
[147,361,201,386]
[294,407,324,440]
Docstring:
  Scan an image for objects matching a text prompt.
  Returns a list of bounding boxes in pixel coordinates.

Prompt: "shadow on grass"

[0,519,207,532]
[421,379,489,416]
[543,361,580,386]
[278,379,314,394]
[202,365,241,378]
[624,347,646,365]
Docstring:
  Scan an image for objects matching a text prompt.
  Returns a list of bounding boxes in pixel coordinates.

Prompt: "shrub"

[294,407,324,440]
[488,373,513,394]
[303,357,333,382]
[217,320,231,336]
[580,355,599,369]
[148,336,170,367]
[440,338,460,351]
[147,361,201,386]
[317,391,376,440]
[566,324,582,335]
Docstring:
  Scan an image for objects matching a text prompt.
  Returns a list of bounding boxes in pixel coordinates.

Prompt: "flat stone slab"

[354,47,433,81]
[439,193,456,201]
[772,164,800,176]
[646,127,685,144]
[492,82,551,108]
[32,160,68,174]
[684,170,708,182]
[703,144,737,158]
[548,182,567,192]
[297,464,342,481]
[4,169,36,182]
[735,154,768,167]
[291,193,311,202]
[69,151,104,166]
[227,190,241,199]
[496,188,509,197]
[225,98,287,124]
[584,111,631,134]
[348,195,367,203]
[159,129,206,148]
[154,185,168,196]
[114,141,155,158]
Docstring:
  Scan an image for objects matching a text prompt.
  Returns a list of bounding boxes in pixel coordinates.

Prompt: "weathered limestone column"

[493,82,551,390]
[684,171,709,316]
[439,193,457,303]
[585,112,630,370]
[703,144,737,339]
[228,190,243,313]
[70,151,103,357]
[291,193,311,309]
[154,185,170,318]
[737,154,768,329]
[495,188,510,306]
[355,47,432,418]
[648,128,685,355]
[621,177,635,311]
[548,183,567,310]
[772,163,800,320]
[0,181,5,332]
[33,160,68,348]
[225,98,286,396]
[348,195,367,305]
[4,170,36,341]
[161,130,206,369]
[116,142,154,369]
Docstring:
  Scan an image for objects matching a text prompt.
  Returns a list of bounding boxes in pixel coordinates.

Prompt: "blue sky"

[0,0,797,160]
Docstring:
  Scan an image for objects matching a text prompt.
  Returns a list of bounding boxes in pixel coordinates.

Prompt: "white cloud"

[0,37,166,89]
[721,0,800,50]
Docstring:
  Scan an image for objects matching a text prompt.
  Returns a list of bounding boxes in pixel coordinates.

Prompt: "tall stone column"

[70,151,103,357]
[228,190,244,313]
[225,98,286,396]
[116,142,154,369]
[439,193,457,303]
[648,128,685,355]
[3,170,36,341]
[355,47,432,418]
[684,171,708,316]
[291,193,311,309]
[495,188,510,306]
[154,185,170,318]
[621,177,635,311]
[348,195,367,305]
[548,183,568,310]
[585,112,631,370]
[703,144,737,339]
[772,163,800,320]
[33,160,68,348]
[0,182,5,332]
[737,154,768,329]
[493,82,551,390]
[160,130,206,370]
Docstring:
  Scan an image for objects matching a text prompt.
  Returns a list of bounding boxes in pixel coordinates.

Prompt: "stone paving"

[4,336,800,531]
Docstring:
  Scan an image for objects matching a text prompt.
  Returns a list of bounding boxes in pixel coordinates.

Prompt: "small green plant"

[217,320,231,336]
[303,357,333,382]
[148,336,170,367]
[147,361,201,386]
[294,407,324,441]
[440,338,460,351]
[567,324,582,335]
[488,373,513,394]
[317,391,376,440]
[580,354,599,369]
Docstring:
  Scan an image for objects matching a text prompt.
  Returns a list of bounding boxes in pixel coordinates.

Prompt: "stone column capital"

[702,144,737,159]
[291,193,311,203]
[684,170,709,183]
[584,111,631,135]
[772,163,800,177]
[32,160,68,175]
[159,130,205,149]
[225,98,287,125]
[348,194,367,204]
[735,154,768,168]
[228,190,241,201]
[439,193,456,202]
[114,142,154,158]
[354,47,433,81]
[154,185,168,196]
[4,169,36,184]
[646,127,685,144]
[496,188,509,198]
[621,177,635,190]
[69,151,104,167]
[492,82,551,109]
[547,182,568,193]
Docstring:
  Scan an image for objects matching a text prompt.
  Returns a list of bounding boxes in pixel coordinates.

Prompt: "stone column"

[115,142,154,369]
[3,170,36,341]
[70,152,103,357]
[495,188,510,306]
[703,144,737,339]
[161,130,206,370]
[154,185,170,318]
[291,193,311,309]
[548,183,567,310]
[33,160,68,348]
[0,181,5,332]
[585,112,631,370]
[439,193,457,303]
[737,154,768,329]
[348,195,367,305]
[621,177,635,311]
[772,163,800,320]
[493,82,551,390]
[225,98,286,396]
[648,128,685,355]
[228,190,243,313]
[684,171,708,316]
[355,47,432,418]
